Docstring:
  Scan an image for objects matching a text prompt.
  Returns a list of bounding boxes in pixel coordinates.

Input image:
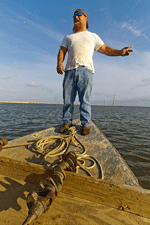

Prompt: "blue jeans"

[62,66,93,126]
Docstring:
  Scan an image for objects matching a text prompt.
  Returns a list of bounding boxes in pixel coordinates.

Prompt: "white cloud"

[99,8,106,12]
[3,75,14,79]
[60,18,66,23]
[141,78,150,83]
[42,86,55,93]
[137,78,150,87]
[121,21,150,41]
[9,89,18,92]
[122,22,141,36]
[27,82,41,88]
[134,78,150,89]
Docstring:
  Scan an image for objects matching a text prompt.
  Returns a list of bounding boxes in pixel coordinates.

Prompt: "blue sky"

[0,0,150,106]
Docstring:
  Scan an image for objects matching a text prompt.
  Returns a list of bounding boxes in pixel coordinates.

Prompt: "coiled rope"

[3,127,101,177]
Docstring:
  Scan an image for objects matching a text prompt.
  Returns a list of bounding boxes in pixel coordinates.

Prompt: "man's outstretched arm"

[57,46,68,75]
[97,44,133,56]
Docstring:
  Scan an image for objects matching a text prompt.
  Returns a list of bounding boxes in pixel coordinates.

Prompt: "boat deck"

[0,119,140,186]
[0,120,150,224]
[0,174,150,225]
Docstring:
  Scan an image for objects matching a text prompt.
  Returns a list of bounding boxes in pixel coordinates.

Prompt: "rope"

[3,127,101,177]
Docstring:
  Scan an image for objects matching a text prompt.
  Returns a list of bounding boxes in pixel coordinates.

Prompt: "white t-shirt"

[61,31,104,73]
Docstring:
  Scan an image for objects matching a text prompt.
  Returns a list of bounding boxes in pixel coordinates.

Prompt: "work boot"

[59,123,72,133]
[81,126,90,135]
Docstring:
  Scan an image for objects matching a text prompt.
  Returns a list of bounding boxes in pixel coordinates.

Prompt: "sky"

[0,0,150,106]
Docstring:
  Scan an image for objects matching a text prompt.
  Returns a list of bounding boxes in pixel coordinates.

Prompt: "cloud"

[137,95,150,101]
[3,75,14,79]
[60,19,66,23]
[14,63,27,69]
[141,78,150,84]
[42,86,55,93]
[9,89,18,92]
[27,82,41,88]
[122,22,141,36]
[136,78,150,88]
[93,92,112,99]
[141,78,150,83]
[98,8,106,12]
[121,21,150,41]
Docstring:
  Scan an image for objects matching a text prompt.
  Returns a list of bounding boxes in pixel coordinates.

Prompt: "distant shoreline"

[0,101,63,105]
[0,102,149,107]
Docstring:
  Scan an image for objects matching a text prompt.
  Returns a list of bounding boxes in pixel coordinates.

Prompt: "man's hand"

[121,46,133,56]
[57,64,65,75]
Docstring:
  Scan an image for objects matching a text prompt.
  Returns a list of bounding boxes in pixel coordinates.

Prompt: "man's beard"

[73,22,83,32]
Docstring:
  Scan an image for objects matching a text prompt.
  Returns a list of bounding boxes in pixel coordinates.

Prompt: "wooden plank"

[0,156,150,219]
[0,156,52,184]
[0,174,150,225]
[63,172,150,219]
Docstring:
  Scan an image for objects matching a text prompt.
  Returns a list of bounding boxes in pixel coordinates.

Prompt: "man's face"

[73,12,87,32]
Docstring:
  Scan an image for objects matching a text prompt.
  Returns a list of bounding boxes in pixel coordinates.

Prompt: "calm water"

[0,103,150,189]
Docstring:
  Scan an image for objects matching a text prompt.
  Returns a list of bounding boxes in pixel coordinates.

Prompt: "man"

[57,9,133,135]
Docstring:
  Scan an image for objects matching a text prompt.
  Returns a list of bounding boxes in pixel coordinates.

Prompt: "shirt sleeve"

[93,33,104,51]
[60,35,68,48]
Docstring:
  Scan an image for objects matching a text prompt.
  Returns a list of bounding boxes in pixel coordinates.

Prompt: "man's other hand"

[57,64,65,75]
[121,46,133,56]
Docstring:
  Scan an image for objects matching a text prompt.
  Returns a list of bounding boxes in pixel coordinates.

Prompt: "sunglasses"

[73,12,83,19]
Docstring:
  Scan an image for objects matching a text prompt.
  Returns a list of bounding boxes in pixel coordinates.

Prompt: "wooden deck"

[0,173,150,225]
[0,120,150,224]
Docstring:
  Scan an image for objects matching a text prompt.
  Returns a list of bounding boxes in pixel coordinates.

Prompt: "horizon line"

[0,101,150,108]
